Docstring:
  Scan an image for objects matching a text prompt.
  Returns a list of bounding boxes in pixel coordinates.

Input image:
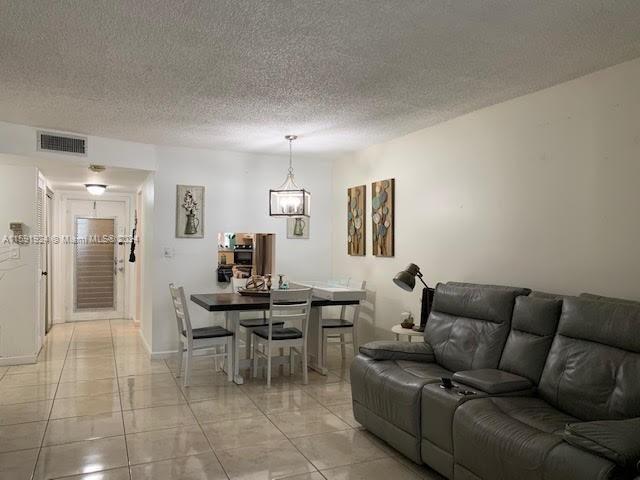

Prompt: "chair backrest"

[538,297,640,420]
[267,288,313,340]
[169,283,192,339]
[339,280,367,322]
[498,295,563,384]
[231,277,247,293]
[424,283,530,372]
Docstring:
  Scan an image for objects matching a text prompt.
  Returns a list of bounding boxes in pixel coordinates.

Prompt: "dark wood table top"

[190,292,359,312]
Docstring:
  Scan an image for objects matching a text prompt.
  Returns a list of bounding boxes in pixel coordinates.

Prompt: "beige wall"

[332,57,640,343]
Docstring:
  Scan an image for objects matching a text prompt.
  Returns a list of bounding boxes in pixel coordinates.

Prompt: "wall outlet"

[163,247,175,259]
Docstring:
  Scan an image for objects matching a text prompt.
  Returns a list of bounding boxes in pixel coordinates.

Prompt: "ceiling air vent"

[37,131,87,156]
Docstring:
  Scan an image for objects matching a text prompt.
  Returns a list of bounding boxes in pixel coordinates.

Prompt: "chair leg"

[352,325,358,355]
[302,343,308,385]
[184,342,193,388]
[175,339,183,378]
[226,338,233,382]
[252,337,258,378]
[245,329,252,360]
[340,334,346,359]
[266,350,272,388]
[322,330,328,372]
[289,348,295,376]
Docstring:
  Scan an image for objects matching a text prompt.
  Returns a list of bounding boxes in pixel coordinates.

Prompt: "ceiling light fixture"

[269,135,311,217]
[85,184,107,195]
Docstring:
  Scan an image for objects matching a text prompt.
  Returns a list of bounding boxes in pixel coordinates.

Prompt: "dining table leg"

[225,310,244,384]
[307,306,328,375]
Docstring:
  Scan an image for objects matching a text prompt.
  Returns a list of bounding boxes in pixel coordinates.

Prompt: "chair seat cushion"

[350,354,451,437]
[322,318,354,328]
[453,397,616,480]
[253,326,303,340]
[239,318,284,328]
[184,326,233,339]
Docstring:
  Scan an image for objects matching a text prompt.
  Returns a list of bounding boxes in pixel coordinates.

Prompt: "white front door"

[66,199,128,321]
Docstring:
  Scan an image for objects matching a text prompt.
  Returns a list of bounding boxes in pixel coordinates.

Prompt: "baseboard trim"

[150,350,178,360]
[0,354,38,366]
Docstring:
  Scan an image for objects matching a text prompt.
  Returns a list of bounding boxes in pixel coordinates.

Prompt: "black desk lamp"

[393,263,434,332]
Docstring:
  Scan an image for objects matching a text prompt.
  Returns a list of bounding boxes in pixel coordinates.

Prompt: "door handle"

[41,271,48,276]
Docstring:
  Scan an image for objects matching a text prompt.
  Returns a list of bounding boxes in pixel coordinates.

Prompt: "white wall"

[138,173,155,351]
[0,121,156,171]
[150,146,333,353]
[0,163,39,363]
[332,57,640,343]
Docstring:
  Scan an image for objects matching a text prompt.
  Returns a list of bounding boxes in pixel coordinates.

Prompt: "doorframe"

[56,191,134,323]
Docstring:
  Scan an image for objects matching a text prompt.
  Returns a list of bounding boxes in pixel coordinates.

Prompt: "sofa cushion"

[499,296,562,384]
[453,397,617,480]
[580,293,640,306]
[538,298,640,420]
[350,354,450,437]
[564,418,640,468]
[425,283,529,372]
[359,341,435,362]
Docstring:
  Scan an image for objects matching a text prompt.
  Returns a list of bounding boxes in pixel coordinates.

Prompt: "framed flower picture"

[176,185,205,238]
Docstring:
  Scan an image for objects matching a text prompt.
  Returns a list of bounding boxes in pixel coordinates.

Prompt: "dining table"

[190,292,360,384]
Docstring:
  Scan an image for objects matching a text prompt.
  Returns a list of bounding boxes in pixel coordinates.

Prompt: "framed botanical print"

[176,185,204,238]
[372,178,394,256]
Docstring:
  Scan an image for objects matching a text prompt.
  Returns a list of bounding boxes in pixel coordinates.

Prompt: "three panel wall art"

[347,178,394,257]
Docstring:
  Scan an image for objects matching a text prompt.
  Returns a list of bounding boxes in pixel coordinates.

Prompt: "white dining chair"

[251,288,313,387]
[170,283,234,387]
[321,280,366,364]
[231,277,285,360]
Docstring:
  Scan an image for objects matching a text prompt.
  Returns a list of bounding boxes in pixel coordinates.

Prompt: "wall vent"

[37,131,87,156]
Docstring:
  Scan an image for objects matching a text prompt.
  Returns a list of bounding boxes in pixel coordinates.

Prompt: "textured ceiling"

[1,1,640,154]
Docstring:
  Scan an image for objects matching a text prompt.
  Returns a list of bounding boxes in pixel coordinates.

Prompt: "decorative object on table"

[400,312,415,330]
[371,178,394,256]
[393,263,434,332]
[245,275,266,291]
[347,185,366,256]
[287,217,309,239]
[220,253,227,265]
[176,185,205,238]
[269,135,311,217]
[238,275,270,296]
[278,274,285,289]
[265,274,272,290]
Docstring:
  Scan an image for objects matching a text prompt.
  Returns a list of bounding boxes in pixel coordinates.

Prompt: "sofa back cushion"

[580,293,640,306]
[424,283,529,372]
[499,296,562,384]
[538,298,640,420]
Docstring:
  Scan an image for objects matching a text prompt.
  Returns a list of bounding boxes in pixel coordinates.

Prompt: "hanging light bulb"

[269,135,311,217]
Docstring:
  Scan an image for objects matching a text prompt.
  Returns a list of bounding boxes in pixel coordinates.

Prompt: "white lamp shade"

[85,184,107,195]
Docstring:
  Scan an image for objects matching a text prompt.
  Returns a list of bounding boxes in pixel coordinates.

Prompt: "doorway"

[65,198,128,321]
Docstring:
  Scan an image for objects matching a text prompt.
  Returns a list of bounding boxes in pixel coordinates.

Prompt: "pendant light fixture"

[269,135,311,217]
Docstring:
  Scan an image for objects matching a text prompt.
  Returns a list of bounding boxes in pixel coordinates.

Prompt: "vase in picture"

[184,213,200,235]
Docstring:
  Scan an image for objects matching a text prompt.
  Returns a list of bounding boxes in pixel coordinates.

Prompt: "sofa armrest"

[358,341,434,362]
[563,418,640,470]
[452,369,533,394]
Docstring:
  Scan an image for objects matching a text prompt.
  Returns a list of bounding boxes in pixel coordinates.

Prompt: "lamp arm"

[416,272,429,289]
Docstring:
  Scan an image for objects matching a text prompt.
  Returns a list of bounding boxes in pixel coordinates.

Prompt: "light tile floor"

[0,320,443,480]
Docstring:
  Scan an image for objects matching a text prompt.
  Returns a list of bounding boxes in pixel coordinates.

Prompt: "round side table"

[391,324,423,342]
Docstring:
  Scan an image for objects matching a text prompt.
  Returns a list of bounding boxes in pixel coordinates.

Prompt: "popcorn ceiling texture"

[1,0,640,154]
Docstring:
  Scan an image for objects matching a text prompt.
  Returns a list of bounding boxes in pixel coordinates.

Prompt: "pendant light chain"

[288,137,294,175]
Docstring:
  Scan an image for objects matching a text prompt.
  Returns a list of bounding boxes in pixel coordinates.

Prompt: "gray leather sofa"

[351,282,640,480]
